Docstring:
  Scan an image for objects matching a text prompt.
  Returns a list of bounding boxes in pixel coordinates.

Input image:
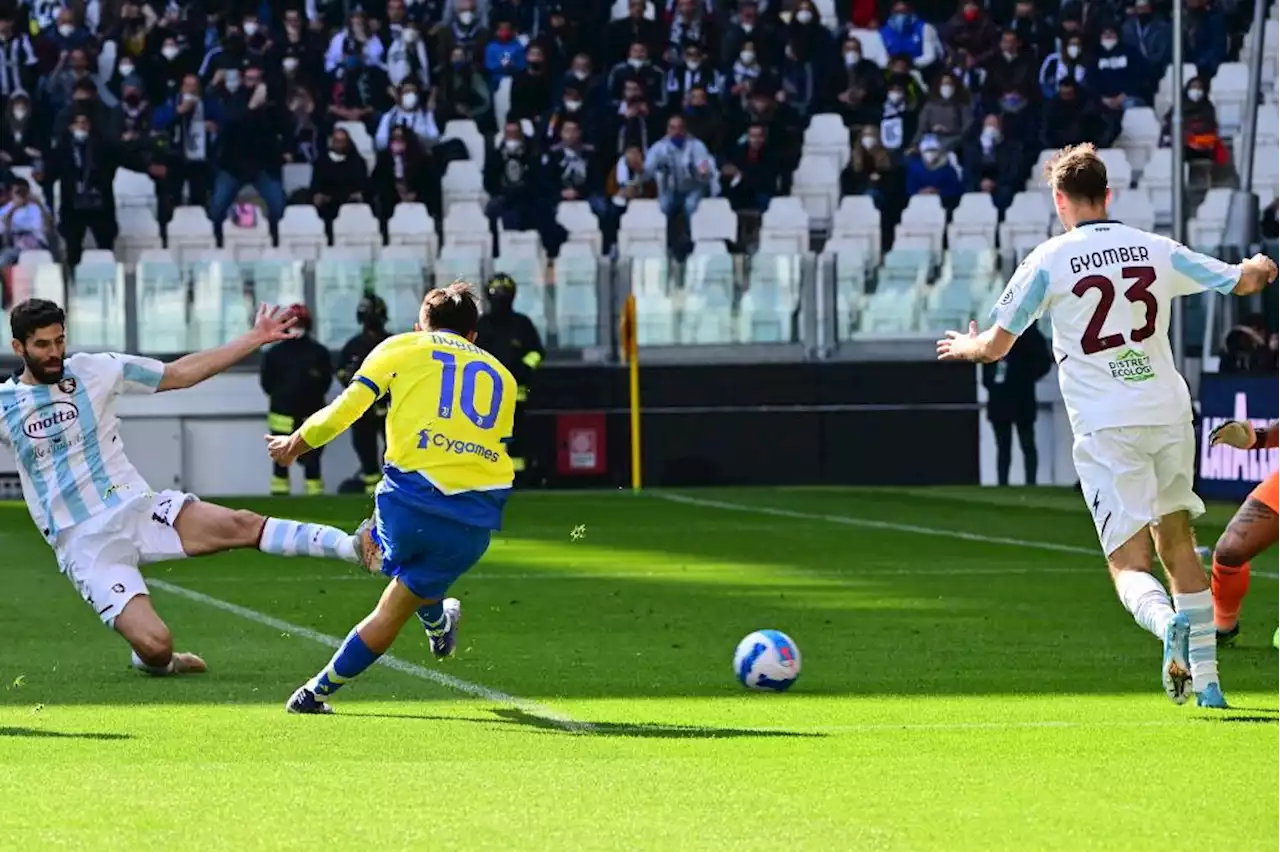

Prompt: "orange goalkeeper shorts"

[1249,470,1279,513]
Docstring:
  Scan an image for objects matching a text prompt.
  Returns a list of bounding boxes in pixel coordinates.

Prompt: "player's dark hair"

[1044,142,1108,205]
[422,281,480,337]
[10,299,65,344]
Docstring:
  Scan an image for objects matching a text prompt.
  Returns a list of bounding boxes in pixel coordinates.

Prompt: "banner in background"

[1196,375,1279,502]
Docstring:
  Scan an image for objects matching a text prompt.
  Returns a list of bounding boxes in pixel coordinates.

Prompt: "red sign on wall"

[556,414,607,476]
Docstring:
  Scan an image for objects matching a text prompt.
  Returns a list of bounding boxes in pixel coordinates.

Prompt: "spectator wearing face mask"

[1038,34,1088,101]
[961,113,1022,212]
[721,122,781,214]
[726,40,767,110]
[0,15,38,101]
[117,74,153,148]
[879,75,919,156]
[374,124,435,222]
[542,4,585,74]
[484,20,526,87]
[666,0,712,66]
[912,72,971,152]
[385,22,431,90]
[1160,76,1226,165]
[148,35,197,105]
[310,128,369,238]
[543,82,601,150]
[376,81,441,151]
[200,23,258,83]
[491,0,546,39]
[36,108,166,266]
[438,45,496,134]
[609,78,661,160]
[731,85,801,173]
[607,0,663,66]
[883,54,926,111]
[1091,25,1147,114]
[0,177,52,264]
[208,65,287,242]
[42,8,93,61]
[905,134,961,208]
[681,85,722,154]
[643,114,718,250]
[778,38,820,119]
[511,43,556,121]
[326,45,390,132]
[983,30,1037,103]
[1041,77,1110,150]
[106,1,153,61]
[437,0,490,68]
[43,48,101,113]
[786,1,835,75]
[52,77,124,145]
[1183,0,1226,79]
[542,117,604,243]
[325,12,386,75]
[152,74,222,217]
[667,41,721,110]
[842,126,903,221]
[608,42,666,110]
[944,0,1000,71]
[484,120,542,232]
[604,144,655,247]
[721,1,776,71]
[271,8,325,86]
[880,1,939,71]
[1006,1,1052,63]
[282,87,322,168]
[1122,0,1172,97]
[0,94,45,168]
[558,53,606,115]
[993,83,1036,141]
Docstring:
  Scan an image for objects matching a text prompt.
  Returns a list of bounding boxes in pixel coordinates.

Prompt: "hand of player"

[1239,253,1278,294]
[1209,420,1256,450]
[265,432,310,466]
[250,303,299,346]
[937,321,980,361]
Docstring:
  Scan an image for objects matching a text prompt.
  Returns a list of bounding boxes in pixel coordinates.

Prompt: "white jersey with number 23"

[990,220,1240,437]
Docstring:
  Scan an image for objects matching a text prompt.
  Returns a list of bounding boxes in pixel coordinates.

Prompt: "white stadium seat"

[617,199,666,258]
[333,203,383,261]
[277,204,327,262]
[166,205,216,268]
[689,197,737,248]
[442,160,487,212]
[790,155,841,231]
[758,196,809,254]
[386,202,437,262]
[115,207,164,266]
[556,200,603,256]
[831,195,883,264]
[442,120,486,166]
[443,201,492,258]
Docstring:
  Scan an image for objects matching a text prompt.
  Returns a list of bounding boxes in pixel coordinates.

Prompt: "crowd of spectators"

[0,0,1257,267]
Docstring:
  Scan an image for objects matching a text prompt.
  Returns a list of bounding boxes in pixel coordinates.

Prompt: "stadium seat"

[113,168,156,216]
[628,250,670,296]
[282,163,313,197]
[1110,189,1156,232]
[250,254,307,307]
[802,113,852,176]
[333,203,383,261]
[1096,148,1133,193]
[895,195,947,259]
[617,199,666,258]
[1251,145,1280,193]
[1211,62,1250,136]
[277,205,328,261]
[556,200,603,256]
[859,287,919,334]
[166,205,216,268]
[946,193,998,246]
[315,249,371,346]
[190,258,252,349]
[68,258,126,351]
[386,202,438,262]
[442,160,487,212]
[443,201,492,258]
[555,269,600,348]
[790,155,841,232]
[998,191,1052,258]
[434,243,485,290]
[747,252,802,313]
[680,290,735,344]
[845,27,888,66]
[1187,187,1233,248]
[831,195,882,264]
[222,204,273,262]
[758,197,809,253]
[685,250,736,299]
[135,251,189,352]
[497,226,542,261]
[1240,18,1279,88]
[375,246,427,332]
[442,120,486,165]
[1117,107,1162,173]
[1254,105,1280,148]
[689,197,737,248]
[1154,63,1199,118]
[736,290,793,343]
[878,248,931,292]
[115,207,164,266]
[921,277,974,333]
[493,75,514,130]
[1137,148,1181,229]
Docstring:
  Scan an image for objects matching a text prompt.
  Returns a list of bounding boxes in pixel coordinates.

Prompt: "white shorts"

[1072,423,1205,557]
[53,490,198,627]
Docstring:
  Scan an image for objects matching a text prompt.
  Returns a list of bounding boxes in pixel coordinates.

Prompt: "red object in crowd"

[851,0,879,28]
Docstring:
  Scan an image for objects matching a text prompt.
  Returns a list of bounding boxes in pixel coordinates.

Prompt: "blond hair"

[1042,143,1109,204]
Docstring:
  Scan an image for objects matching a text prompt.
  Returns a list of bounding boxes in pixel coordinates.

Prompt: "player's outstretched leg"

[1108,533,1189,704]
[287,577,429,714]
[115,596,207,676]
[1211,494,1278,645]
[1151,512,1227,708]
[417,598,462,658]
[171,502,362,565]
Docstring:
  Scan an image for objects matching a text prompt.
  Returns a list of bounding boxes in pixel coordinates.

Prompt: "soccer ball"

[733,630,801,691]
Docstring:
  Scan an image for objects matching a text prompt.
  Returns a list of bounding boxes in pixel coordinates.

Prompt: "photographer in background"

[260,305,335,496]
[982,323,1052,487]
[474,273,544,485]
[336,294,391,495]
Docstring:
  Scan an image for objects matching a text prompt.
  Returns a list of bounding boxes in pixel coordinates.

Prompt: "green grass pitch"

[1,487,1276,851]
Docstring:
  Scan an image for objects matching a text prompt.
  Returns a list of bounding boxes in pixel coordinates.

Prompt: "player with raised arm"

[1202,420,1278,646]
[266,282,516,714]
[0,300,370,677]
[936,144,1277,709]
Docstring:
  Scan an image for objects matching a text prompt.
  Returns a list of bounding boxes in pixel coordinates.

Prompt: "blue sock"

[260,517,359,564]
[417,600,446,635]
[308,629,381,696]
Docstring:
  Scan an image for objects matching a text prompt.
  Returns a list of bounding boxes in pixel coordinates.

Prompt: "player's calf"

[173,502,360,564]
[115,596,206,676]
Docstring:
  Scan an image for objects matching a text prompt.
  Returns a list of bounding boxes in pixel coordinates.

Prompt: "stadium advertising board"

[1196,375,1279,502]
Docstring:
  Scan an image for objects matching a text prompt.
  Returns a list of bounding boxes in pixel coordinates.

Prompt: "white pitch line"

[651,493,1280,581]
[147,579,593,733]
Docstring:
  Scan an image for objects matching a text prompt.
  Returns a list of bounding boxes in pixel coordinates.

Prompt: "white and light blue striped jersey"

[0,353,165,542]
[990,219,1240,436]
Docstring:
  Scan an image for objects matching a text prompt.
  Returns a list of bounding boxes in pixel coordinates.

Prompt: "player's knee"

[230,510,266,546]
[132,624,173,666]
[1213,532,1249,568]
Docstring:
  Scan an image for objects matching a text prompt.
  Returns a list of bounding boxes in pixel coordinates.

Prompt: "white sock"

[259,518,359,564]
[130,650,175,676]
[1114,571,1175,640]
[1173,590,1219,690]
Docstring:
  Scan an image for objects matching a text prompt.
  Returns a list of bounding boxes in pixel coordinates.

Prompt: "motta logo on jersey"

[22,401,80,440]
[1108,348,1155,383]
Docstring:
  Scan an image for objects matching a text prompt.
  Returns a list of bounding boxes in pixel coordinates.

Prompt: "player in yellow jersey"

[265,283,517,714]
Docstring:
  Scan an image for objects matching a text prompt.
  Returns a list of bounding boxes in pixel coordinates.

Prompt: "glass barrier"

[313,258,370,348]
[69,260,127,351]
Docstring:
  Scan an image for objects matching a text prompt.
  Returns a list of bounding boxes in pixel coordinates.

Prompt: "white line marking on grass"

[148,579,593,733]
[652,493,1280,580]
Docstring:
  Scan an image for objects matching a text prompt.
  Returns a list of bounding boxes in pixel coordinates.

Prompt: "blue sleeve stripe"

[355,375,381,397]
[1171,250,1238,294]
[992,266,1051,335]
[122,361,163,389]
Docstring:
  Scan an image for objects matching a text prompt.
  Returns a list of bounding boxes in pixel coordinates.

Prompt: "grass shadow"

[351,708,825,739]
[0,726,132,740]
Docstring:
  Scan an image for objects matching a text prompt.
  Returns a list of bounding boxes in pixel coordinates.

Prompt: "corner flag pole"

[620,293,642,492]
